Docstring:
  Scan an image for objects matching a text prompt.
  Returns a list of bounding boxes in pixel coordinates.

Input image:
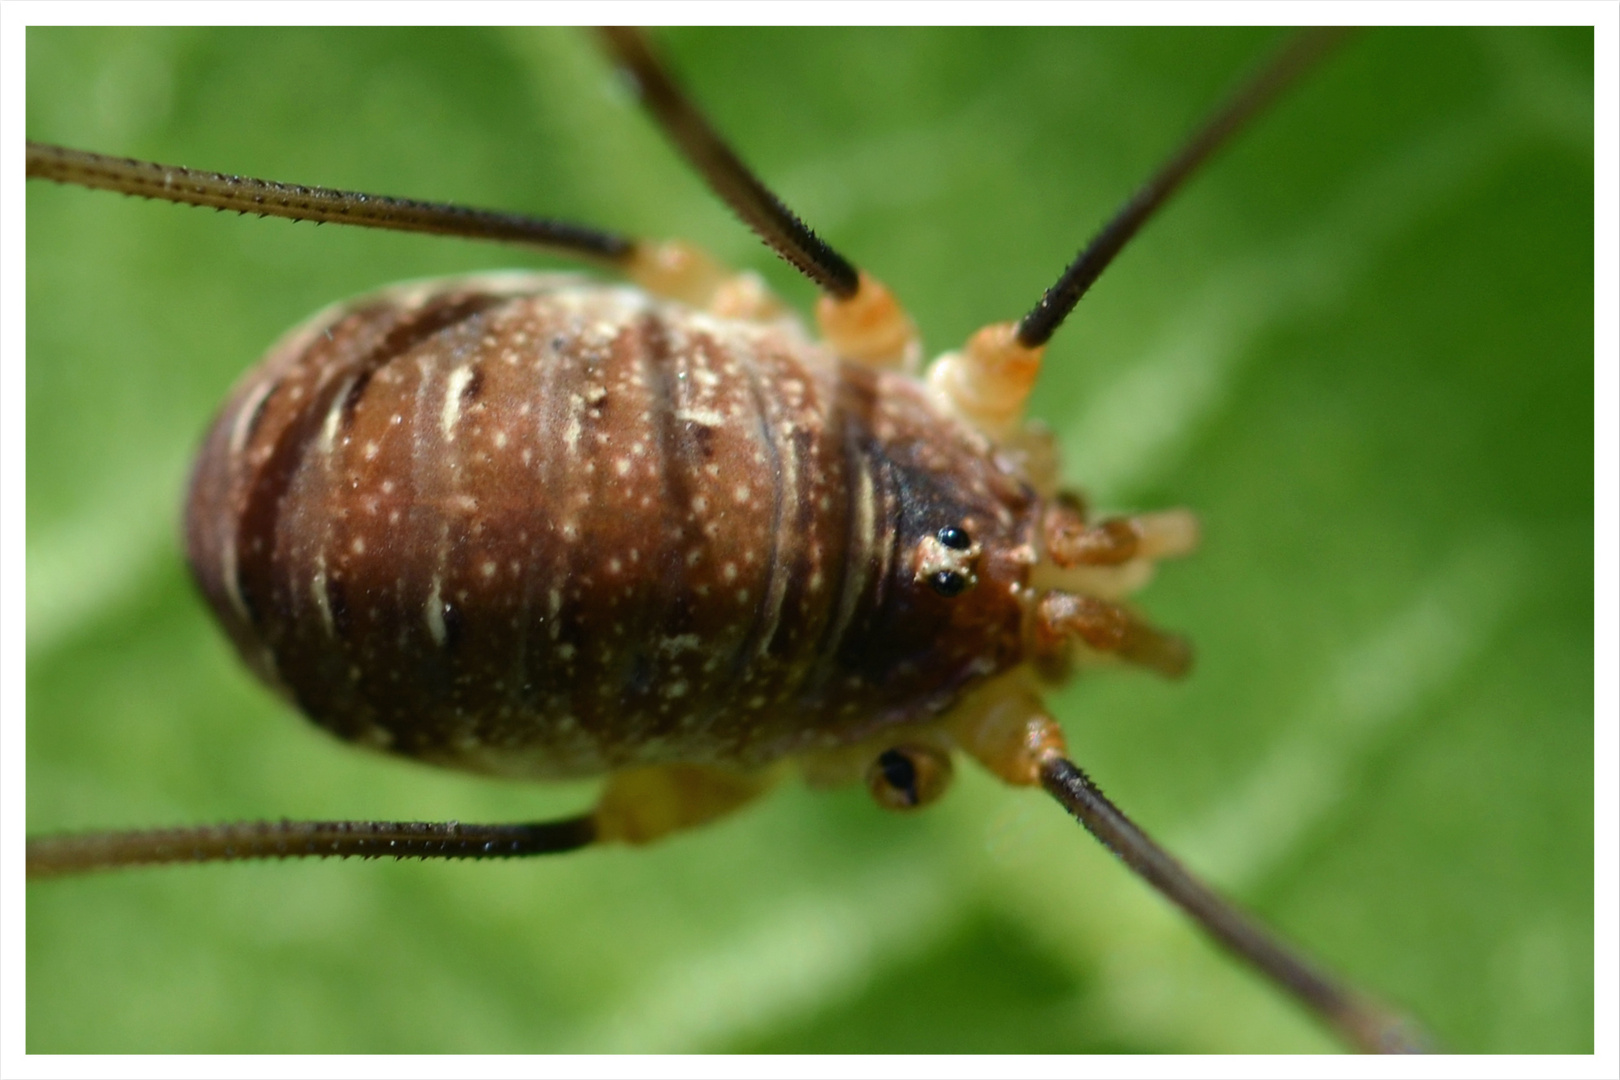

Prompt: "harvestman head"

[26,27,1427,1053]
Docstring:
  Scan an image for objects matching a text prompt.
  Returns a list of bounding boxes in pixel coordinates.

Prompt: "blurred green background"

[26,27,1592,1053]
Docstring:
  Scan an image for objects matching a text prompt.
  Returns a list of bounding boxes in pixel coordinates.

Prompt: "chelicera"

[25,28,1429,1053]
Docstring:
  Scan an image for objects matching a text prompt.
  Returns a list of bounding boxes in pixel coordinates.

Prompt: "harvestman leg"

[600,27,923,371]
[943,667,1426,1055]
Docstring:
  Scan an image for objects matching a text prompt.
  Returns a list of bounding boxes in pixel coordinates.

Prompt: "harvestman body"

[26,28,1427,1053]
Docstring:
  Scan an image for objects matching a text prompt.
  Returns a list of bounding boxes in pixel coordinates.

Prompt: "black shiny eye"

[937,525,971,550]
[930,569,967,597]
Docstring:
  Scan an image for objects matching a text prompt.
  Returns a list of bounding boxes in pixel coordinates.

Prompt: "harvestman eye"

[25,27,1429,1054]
[929,570,971,598]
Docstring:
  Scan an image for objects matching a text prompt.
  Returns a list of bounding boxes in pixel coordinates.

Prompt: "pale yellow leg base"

[924,322,1044,442]
[943,674,1067,788]
[592,763,778,846]
[624,239,785,322]
[815,271,921,370]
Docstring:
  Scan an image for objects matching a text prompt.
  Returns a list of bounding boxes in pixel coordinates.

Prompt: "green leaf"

[27,27,1593,1053]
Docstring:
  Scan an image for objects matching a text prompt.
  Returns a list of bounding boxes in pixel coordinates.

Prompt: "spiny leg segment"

[944,684,1428,1054]
[25,141,637,267]
[25,818,598,880]
[26,763,775,879]
[1039,755,1430,1055]
[928,28,1351,440]
[1016,28,1350,349]
[597,26,920,368]
[595,27,857,300]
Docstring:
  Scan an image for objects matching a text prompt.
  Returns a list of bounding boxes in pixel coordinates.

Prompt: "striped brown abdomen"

[186,273,1037,780]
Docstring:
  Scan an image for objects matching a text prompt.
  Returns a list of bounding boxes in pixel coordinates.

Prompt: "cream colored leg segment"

[815,272,921,370]
[625,239,786,321]
[592,763,779,845]
[625,240,730,305]
[925,323,1044,441]
[944,673,1067,788]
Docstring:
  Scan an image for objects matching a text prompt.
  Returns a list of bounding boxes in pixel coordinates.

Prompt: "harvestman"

[27,28,1427,1053]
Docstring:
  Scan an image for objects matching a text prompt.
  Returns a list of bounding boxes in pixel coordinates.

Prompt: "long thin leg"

[1040,755,1430,1054]
[595,27,857,300]
[26,816,596,880]
[26,142,635,264]
[1016,28,1351,348]
[945,680,1429,1053]
[27,141,786,316]
[597,28,919,367]
[26,763,774,879]
[932,29,1351,442]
